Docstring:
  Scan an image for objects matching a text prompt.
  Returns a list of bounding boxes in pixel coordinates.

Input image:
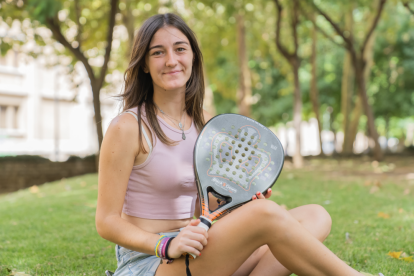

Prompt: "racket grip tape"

[189,216,212,259]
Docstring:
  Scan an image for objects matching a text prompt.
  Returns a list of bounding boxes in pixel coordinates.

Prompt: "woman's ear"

[143,65,149,73]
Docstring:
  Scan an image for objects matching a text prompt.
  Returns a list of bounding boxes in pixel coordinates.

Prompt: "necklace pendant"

[179,122,183,129]
[182,132,186,140]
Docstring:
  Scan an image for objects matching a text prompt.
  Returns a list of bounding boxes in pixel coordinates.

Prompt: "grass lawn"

[0,157,413,276]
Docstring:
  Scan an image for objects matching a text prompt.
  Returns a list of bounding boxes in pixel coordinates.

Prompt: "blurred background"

[0,0,414,192]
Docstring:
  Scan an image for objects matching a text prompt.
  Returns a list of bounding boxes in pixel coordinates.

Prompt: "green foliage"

[26,0,62,24]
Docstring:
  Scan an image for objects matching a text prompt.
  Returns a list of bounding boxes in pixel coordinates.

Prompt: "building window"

[0,105,6,128]
[0,105,19,129]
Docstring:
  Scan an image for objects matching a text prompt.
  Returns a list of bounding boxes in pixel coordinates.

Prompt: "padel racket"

[190,113,284,258]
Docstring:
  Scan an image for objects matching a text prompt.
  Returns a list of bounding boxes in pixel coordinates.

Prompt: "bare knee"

[306,204,332,239]
[250,200,297,234]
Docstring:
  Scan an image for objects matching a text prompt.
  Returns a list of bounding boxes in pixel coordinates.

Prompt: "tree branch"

[74,0,82,47]
[96,0,118,89]
[292,0,299,56]
[46,17,96,83]
[403,2,414,15]
[361,0,387,54]
[298,2,344,48]
[309,1,353,51]
[273,0,294,60]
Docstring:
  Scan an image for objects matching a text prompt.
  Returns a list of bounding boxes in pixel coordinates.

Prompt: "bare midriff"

[121,212,192,233]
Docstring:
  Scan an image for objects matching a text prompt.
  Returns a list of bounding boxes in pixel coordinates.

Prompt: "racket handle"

[189,216,212,259]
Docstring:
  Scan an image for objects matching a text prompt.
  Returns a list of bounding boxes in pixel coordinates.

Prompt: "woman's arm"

[95,113,160,255]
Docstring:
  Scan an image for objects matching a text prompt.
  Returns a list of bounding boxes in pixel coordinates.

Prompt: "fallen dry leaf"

[378,212,390,219]
[401,256,414,262]
[399,208,404,213]
[374,180,382,187]
[387,251,402,259]
[29,185,39,194]
[403,188,410,195]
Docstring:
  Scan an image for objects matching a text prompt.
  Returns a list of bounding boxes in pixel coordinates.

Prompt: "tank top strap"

[124,110,152,153]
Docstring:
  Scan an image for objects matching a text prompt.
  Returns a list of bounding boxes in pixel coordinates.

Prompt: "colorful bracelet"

[154,235,165,258]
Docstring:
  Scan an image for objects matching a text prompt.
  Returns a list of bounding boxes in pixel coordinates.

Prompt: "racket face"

[194,114,284,220]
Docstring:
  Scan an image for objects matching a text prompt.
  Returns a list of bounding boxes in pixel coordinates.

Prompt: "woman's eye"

[152,51,162,56]
[177,48,186,52]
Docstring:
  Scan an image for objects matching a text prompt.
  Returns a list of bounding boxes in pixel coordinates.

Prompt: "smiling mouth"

[164,71,181,75]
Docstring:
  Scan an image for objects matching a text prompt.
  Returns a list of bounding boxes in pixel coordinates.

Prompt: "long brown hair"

[120,13,205,154]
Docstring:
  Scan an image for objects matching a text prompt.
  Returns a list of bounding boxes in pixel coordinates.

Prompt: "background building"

[0,50,119,161]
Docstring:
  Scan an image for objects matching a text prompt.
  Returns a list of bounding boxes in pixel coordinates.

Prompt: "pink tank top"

[122,106,198,219]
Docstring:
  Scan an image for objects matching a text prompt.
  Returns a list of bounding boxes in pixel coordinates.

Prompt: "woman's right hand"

[167,219,208,258]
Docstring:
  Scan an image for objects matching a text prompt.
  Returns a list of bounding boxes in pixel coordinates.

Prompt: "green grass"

[0,159,413,275]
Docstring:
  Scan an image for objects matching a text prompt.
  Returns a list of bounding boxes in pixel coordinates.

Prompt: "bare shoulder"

[203,109,214,124]
[102,112,140,155]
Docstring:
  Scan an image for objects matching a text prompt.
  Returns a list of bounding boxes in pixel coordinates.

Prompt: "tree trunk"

[236,13,252,117]
[292,61,303,168]
[91,82,104,149]
[203,71,216,116]
[121,0,135,59]
[354,61,383,160]
[310,13,323,155]
[341,7,354,154]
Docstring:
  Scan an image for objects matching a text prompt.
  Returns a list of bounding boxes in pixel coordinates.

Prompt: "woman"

[96,13,372,276]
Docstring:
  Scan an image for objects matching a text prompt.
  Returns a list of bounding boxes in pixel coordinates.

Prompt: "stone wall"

[0,155,97,193]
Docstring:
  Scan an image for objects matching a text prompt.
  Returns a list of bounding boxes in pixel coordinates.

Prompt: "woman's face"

[145,26,194,92]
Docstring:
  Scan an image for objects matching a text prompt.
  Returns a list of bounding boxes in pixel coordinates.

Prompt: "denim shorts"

[114,230,181,276]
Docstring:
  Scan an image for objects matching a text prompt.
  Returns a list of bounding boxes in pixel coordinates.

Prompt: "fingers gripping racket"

[190,114,284,259]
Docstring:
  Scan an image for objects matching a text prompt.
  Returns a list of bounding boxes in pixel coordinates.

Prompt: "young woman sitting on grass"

[95,13,380,276]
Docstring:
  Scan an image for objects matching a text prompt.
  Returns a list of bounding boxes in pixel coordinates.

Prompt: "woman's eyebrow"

[149,41,189,51]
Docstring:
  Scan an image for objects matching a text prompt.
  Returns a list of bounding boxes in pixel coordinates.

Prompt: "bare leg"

[155,200,364,276]
[234,204,332,276]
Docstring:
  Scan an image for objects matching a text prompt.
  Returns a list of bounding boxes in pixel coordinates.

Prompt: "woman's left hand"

[252,188,272,200]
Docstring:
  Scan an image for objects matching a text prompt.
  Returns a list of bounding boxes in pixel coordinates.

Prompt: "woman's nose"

[165,50,177,67]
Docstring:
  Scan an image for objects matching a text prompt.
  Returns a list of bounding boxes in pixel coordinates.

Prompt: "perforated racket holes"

[254,145,258,149]
[231,141,235,144]
[251,150,255,154]
[225,137,229,141]
[216,154,219,158]
[235,134,239,138]
[241,153,245,157]
[219,149,223,153]
[232,171,236,175]
[242,168,246,172]
[244,147,248,151]
[219,164,223,168]
[235,149,239,153]
[238,159,242,163]
[238,144,242,148]
[222,158,227,162]
[226,168,230,172]
[232,156,236,159]
[228,131,232,135]
[250,135,254,139]
[241,138,245,142]
[225,152,229,156]
[247,141,251,145]
[231,125,235,129]
[229,161,233,165]
[228,146,233,150]
[236,165,240,169]
[239,175,243,179]
[244,132,248,136]
[248,156,252,160]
